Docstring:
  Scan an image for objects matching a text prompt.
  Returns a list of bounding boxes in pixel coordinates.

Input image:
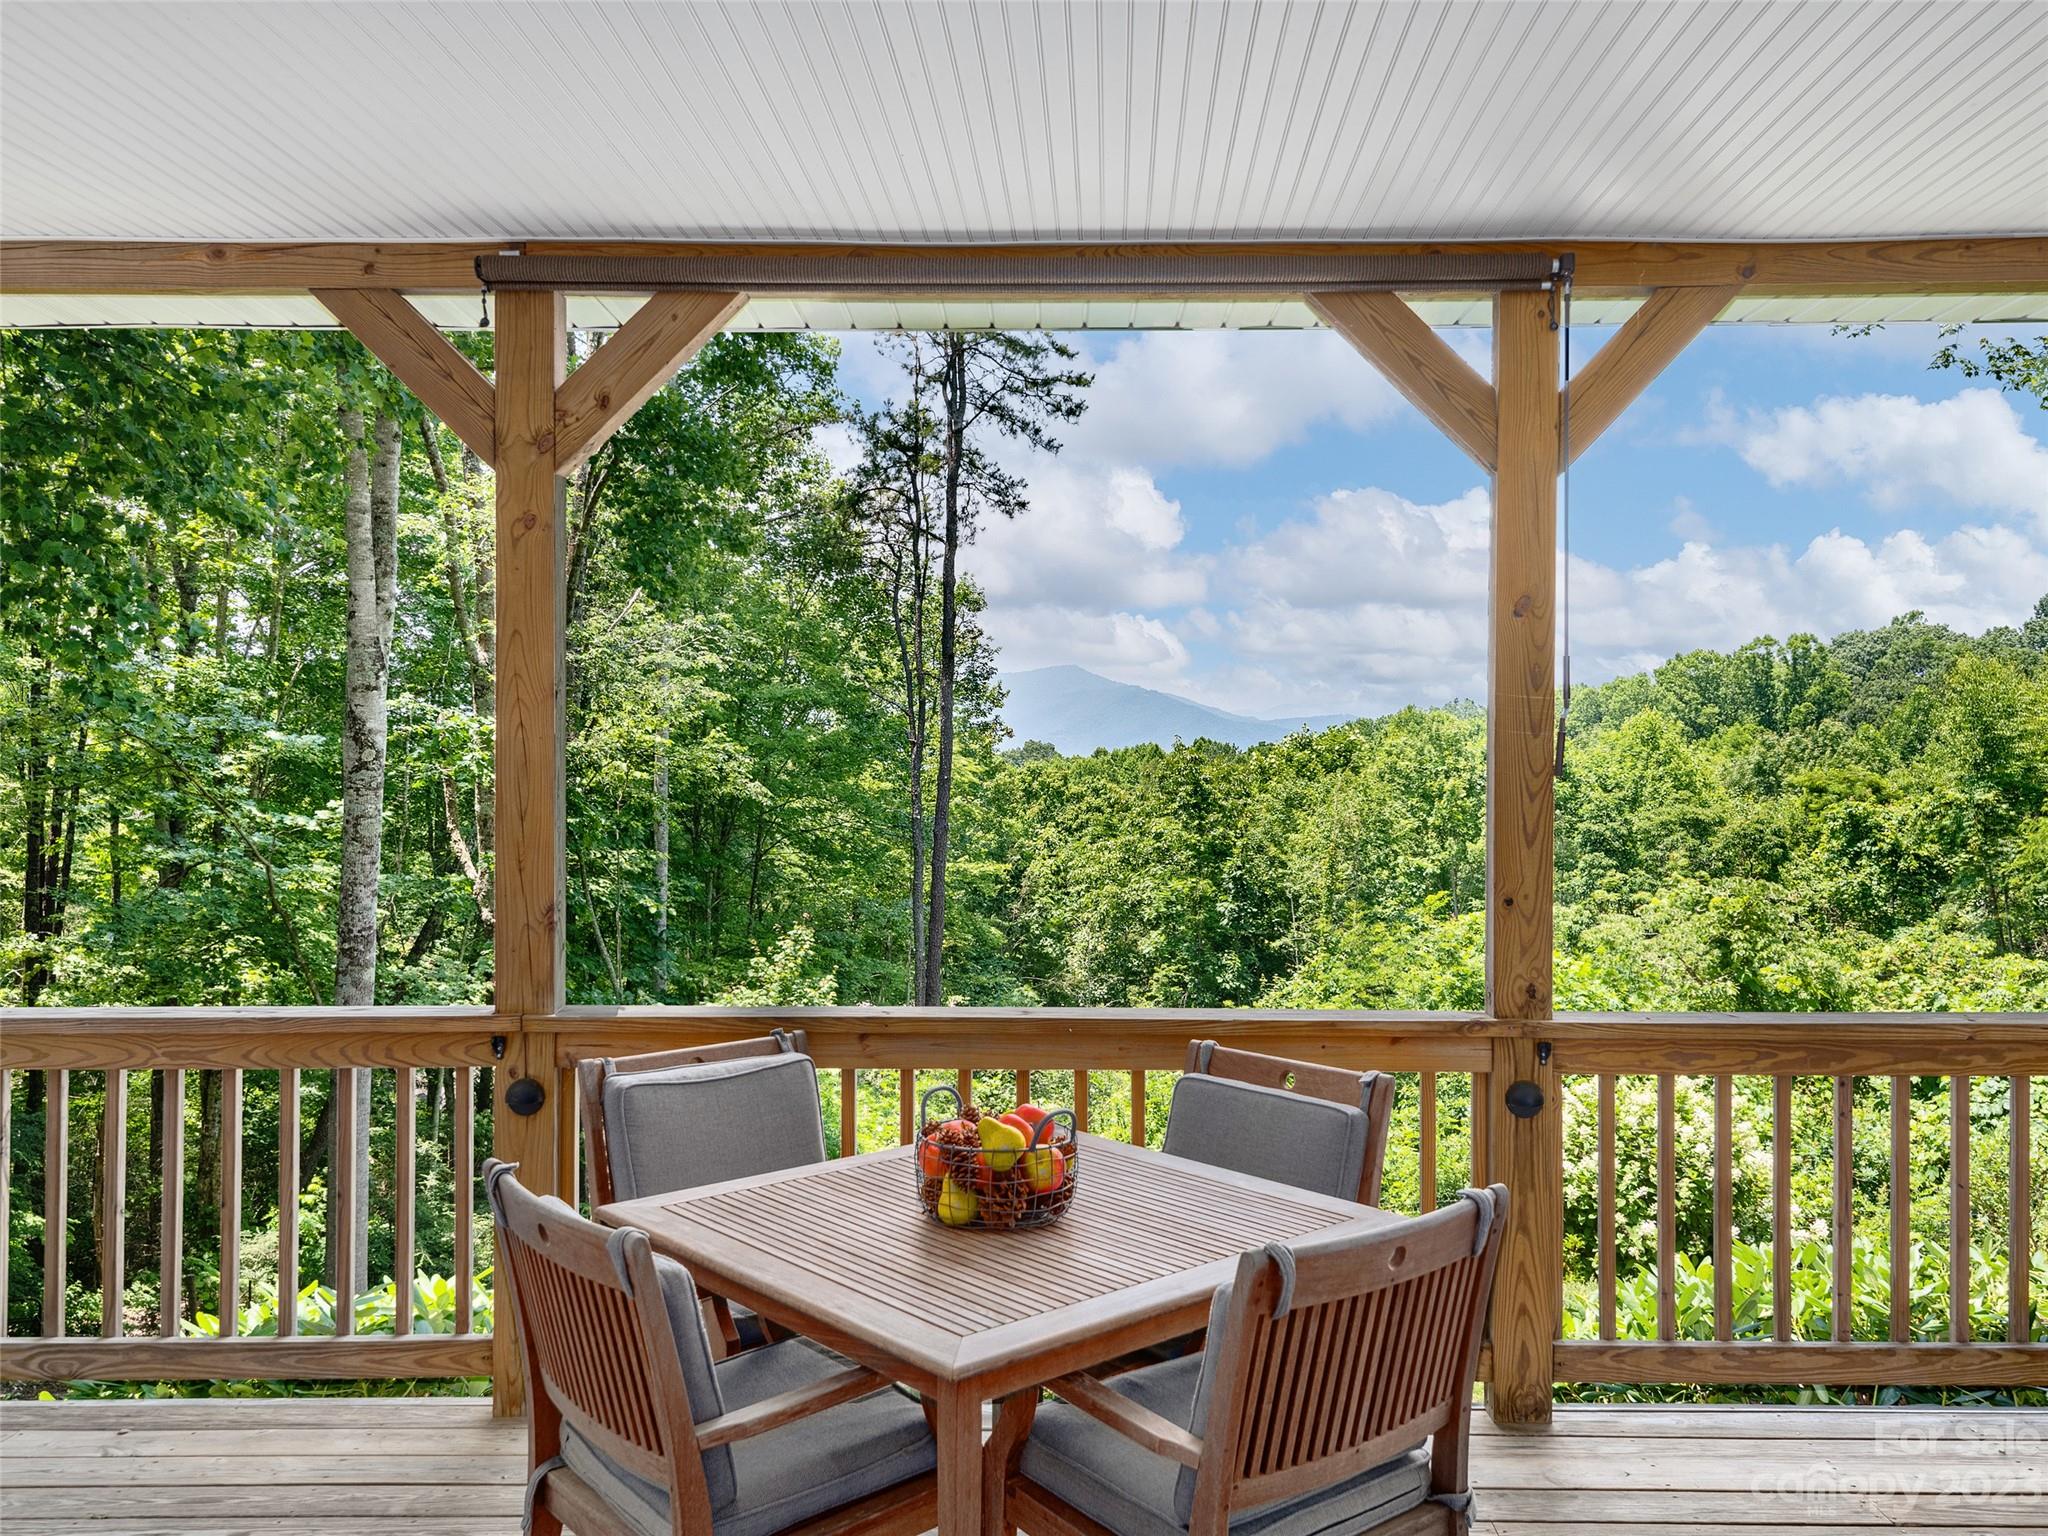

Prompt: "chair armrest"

[694,1364,889,1448]
[1044,1373,1204,1469]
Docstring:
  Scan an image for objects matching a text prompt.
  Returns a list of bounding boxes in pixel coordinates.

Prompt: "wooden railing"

[3,1006,2041,1412]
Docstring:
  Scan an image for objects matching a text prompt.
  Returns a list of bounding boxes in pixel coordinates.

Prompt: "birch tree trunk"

[921,337,969,1007]
[331,407,398,1296]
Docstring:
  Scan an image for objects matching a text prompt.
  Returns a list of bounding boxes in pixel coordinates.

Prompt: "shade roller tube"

[476,249,1562,296]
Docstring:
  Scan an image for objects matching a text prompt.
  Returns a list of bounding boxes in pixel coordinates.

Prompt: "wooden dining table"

[597,1130,1397,1534]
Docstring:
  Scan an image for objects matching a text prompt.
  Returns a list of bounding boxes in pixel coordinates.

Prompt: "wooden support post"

[490,286,568,1416]
[1483,286,1561,1427]
[494,287,568,1020]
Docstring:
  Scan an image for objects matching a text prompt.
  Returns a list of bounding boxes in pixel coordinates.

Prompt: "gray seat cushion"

[1020,1351,1430,1536]
[561,1336,935,1536]
[601,1051,828,1201]
[1161,1075,1368,1202]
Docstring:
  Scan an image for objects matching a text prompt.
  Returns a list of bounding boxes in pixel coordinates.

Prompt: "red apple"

[1013,1103,1053,1134]
[997,1111,1033,1140]
[1024,1144,1067,1194]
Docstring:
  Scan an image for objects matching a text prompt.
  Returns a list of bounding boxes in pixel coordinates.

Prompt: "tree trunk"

[330,407,397,1295]
[922,337,969,1007]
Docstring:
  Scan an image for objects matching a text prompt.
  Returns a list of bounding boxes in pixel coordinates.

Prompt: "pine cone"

[980,1167,1029,1229]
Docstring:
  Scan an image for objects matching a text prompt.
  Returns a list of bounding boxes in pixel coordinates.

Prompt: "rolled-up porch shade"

[475,248,1562,296]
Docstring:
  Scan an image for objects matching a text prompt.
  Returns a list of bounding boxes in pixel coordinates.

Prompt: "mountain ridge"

[1000,664,1352,755]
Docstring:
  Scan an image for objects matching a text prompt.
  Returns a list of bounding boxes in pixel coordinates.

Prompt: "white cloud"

[966,461,1208,612]
[1716,388,2048,527]
[811,421,861,477]
[982,605,1191,684]
[1050,330,1406,469]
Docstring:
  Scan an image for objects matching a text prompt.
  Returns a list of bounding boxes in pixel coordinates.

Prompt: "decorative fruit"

[1024,1143,1067,1194]
[978,1114,1029,1171]
[997,1111,1033,1141]
[935,1177,979,1226]
[918,1118,971,1179]
[1013,1103,1052,1134]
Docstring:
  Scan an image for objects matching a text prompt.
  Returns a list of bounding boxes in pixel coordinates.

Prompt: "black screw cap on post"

[1504,1079,1544,1119]
[505,1076,547,1116]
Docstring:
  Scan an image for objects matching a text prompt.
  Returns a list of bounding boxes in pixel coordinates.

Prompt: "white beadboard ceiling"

[5,0,2044,244]
[2,1,2044,329]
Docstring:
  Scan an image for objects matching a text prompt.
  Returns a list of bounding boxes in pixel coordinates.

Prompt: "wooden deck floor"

[0,1396,2040,1534]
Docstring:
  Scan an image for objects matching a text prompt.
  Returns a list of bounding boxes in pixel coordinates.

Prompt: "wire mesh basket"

[913,1084,1079,1230]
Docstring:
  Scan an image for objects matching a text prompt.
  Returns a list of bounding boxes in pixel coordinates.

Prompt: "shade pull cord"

[1554,259,1574,780]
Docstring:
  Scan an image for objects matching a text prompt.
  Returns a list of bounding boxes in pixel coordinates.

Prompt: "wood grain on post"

[1419,1071,1438,1213]
[160,1070,184,1338]
[394,1067,415,1335]
[330,1069,357,1339]
[1656,1073,1677,1343]
[1952,1076,1971,1343]
[1833,1075,1854,1343]
[493,287,568,1020]
[2013,1075,2032,1345]
[1482,285,1561,1427]
[1598,1073,1615,1340]
[839,1068,857,1158]
[1712,1074,1731,1342]
[453,1067,474,1337]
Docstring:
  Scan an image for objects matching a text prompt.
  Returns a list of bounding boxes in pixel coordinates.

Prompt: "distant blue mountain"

[1000,665,1353,755]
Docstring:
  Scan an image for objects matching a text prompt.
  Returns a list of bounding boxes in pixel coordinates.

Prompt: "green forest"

[3,321,2043,1395]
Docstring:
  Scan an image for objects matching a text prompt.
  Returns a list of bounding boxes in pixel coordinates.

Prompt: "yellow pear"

[936,1177,979,1226]
[977,1114,1028,1171]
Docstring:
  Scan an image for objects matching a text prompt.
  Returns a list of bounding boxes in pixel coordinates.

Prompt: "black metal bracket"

[1505,1080,1545,1119]
[505,1076,546,1117]
[491,1034,508,1061]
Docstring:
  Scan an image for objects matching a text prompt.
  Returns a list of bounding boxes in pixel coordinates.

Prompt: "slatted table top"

[599,1133,1394,1386]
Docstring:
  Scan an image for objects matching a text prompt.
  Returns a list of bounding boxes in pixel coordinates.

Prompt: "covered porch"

[3,1,2046,1530]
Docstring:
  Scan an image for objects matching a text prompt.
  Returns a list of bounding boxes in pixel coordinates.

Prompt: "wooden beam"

[0,1334,492,1383]
[314,289,496,464]
[1482,287,1562,1430]
[1563,285,1739,463]
[7,238,2044,297]
[1309,291,1497,470]
[552,290,743,473]
[1486,289,1558,1022]
[492,289,567,1019]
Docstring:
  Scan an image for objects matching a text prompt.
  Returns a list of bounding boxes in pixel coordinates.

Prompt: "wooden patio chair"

[485,1160,937,1536]
[1002,1184,1508,1536]
[578,1030,826,1353]
[1163,1040,1397,1206]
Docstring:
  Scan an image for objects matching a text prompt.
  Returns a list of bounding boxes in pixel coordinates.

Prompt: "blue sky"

[824,318,2047,719]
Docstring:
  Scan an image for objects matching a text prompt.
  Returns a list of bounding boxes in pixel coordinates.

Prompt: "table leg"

[984,1391,1037,1536]
[935,1380,983,1534]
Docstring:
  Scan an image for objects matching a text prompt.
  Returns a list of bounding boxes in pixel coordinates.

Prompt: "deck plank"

[0,1397,2037,1531]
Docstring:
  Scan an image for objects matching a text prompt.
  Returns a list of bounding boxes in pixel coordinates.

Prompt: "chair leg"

[984,1392,1037,1536]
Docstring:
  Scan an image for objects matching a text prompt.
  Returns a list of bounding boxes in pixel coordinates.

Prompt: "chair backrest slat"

[1186,1185,1507,1532]
[488,1160,711,1511]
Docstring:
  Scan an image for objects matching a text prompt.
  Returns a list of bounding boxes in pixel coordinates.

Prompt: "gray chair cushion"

[1161,1074,1368,1202]
[649,1252,735,1510]
[1020,1346,1430,1536]
[560,1336,935,1536]
[601,1051,828,1202]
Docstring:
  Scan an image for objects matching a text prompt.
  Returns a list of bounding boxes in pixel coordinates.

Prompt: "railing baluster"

[277,1069,296,1338]
[160,1070,183,1338]
[1713,1074,1731,1342]
[44,1068,69,1338]
[555,1064,580,1206]
[1130,1070,1147,1146]
[1597,1072,1615,1341]
[1469,1071,1489,1185]
[1657,1072,1676,1342]
[1015,1069,1031,1110]
[454,1066,474,1336]
[0,1069,10,1332]
[1952,1074,1971,1343]
[1073,1070,1089,1134]
[1890,1073,1911,1343]
[897,1070,913,1144]
[395,1066,415,1335]
[839,1068,856,1158]
[956,1067,972,1106]
[1772,1075,1792,1342]
[100,1069,127,1337]
[1419,1071,1438,1213]
[2013,1074,2032,1345]
[1833,1075,1853,1343]
[332,1068,358,1338]
[219,1069,241,1338]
